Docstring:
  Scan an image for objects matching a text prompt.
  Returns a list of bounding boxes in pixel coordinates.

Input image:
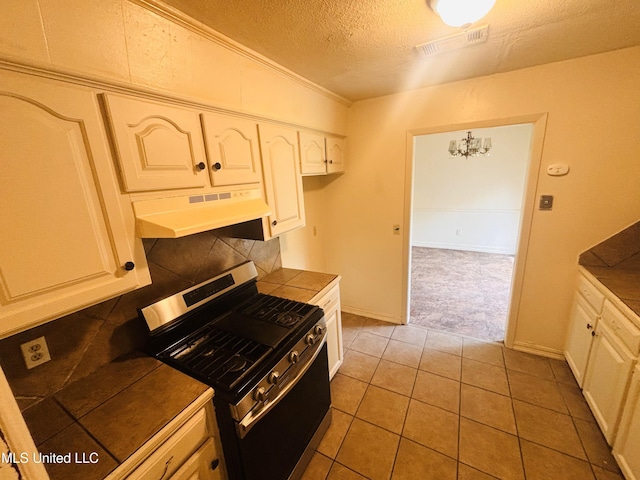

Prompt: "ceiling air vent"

[416,25,489,56]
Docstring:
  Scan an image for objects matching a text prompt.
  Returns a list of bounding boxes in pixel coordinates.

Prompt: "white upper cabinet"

[325,135,346,174]
[299,132,327,175]
[299,132,346,175]
[201,113,262,187]
[101,93,208,192]
[258,124,305,237]
[0,70,150,337]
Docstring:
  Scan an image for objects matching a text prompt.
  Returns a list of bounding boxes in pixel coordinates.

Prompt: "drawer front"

[128,408,209,480]
[313,284,340,313]
[602,300,640,356]
[577,274,606,313]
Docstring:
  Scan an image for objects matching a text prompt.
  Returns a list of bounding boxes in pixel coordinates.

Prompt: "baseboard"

[340,305,403,325]
[512,341,565,360]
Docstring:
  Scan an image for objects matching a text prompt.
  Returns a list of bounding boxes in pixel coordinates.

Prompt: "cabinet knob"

[123,261,135,271]
[586,323,593,330]
[591,331,597,337]
[212,162,222,171]
[328,159,333,164]
[210,459,220,471]
[196,162,206,171]
[272,220,278,226]
[323,159,328,163]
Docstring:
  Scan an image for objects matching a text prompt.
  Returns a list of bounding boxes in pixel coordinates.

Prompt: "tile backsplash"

[0,232,281,409]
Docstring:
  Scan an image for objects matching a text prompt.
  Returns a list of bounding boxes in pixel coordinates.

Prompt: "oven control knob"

[314,325,325,336]
[268,371,281,385]
[254,387,267,402]
[305,334,316,346]
[289,351,300,364]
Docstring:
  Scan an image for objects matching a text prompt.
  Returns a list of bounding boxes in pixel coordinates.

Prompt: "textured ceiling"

[161,0,640,101]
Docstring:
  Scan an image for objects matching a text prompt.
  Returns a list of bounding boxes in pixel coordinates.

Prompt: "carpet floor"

[409,247,514,342]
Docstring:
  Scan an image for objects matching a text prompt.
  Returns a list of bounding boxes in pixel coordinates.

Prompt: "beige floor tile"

[330,374,368,415]
[512,400,586,460]
[361,318,396,338]
[341,312,367,329]
[520,440,595,480]
[339,349,380,382]
[382,339,423,368]
[419,348,462,380]
[460,384,516,434]
[371,360,417,396]
[549,358,580,386]
[391,438,457,480]
[507,369,568,413]
[503,348,554,379]
[336,418,400,480]
[574,418,622,473]
[462,338,505,367]
[327,462,368,480]
[391,325,428,347]
[459,418,524,480]
[412,370,460,413]
[350,331,389,357]
[342,328,359,349]
[317,408,353,459]
[355,385,409,434]
[559,383,597,422]
[592,465,626,480]
[425,330,463,355]
[461,357,510,395]
[457,463,500,479]
[301,452,333,480]
[402,399,459,458]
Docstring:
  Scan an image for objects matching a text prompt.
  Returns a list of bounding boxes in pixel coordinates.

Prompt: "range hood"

[132,188,271,238]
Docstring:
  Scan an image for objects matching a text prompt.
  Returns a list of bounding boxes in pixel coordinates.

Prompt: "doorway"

[402,115,548,348]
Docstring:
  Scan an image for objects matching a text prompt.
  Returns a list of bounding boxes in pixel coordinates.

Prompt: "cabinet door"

[201,113,261,186]
[299,131,327,175]
[582,321,635,444]
[258,124,305,236]
[0,71,149,337]
[614,365,640,480]
[564,295,598,387]
[325,136,345,174]
[169,438,221,480]
[102,93,208,192]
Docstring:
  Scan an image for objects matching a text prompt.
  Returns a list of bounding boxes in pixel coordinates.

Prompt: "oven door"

[215,344,331,480]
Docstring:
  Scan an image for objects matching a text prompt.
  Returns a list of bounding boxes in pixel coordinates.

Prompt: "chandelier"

[448,131,492,158]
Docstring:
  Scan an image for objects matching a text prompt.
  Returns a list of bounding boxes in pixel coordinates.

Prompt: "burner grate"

[167,325,271,390]
[238,294,314,328]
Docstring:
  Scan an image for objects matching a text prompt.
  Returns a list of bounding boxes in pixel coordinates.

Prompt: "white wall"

[0,0,349,133]
[412,124,532,254]
[321,47,640,354]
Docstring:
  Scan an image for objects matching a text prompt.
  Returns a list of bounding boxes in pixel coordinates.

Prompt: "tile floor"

[301,313,624,480]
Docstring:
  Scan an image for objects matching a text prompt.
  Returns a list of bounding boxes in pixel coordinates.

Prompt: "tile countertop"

[256,268,339,302]
[581,265,640,318]
[20,353,210,480]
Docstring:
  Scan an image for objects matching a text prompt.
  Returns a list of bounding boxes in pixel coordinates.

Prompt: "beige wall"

[0,0,349,133]
[321,47,640,354]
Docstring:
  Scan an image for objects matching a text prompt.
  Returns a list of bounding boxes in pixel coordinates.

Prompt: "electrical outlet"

[20,336,51,369]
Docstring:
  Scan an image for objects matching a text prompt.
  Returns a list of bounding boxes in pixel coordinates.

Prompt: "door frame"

[402,113,548,348]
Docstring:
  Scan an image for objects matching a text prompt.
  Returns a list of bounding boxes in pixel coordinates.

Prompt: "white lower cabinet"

[311,278,343,379]
[106,391,225,480]
[614,365,640,480]
[564,267,640,449]
[582,319,635,443]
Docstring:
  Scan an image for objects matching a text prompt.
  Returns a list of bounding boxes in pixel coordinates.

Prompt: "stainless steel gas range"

[139,261,332,480]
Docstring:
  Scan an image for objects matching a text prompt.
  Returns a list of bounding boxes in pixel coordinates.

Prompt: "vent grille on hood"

[133,188,271,238]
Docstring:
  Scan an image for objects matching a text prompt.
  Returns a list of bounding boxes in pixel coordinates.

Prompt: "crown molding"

[131,0,352,107]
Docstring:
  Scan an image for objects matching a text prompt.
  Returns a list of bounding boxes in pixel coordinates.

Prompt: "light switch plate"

[539,195,554,210]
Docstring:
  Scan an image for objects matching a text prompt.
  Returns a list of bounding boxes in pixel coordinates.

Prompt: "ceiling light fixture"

[448,131,492,158]
[429,0,496,28]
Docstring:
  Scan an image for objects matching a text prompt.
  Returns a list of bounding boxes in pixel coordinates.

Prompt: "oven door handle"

[236,333,327,439]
